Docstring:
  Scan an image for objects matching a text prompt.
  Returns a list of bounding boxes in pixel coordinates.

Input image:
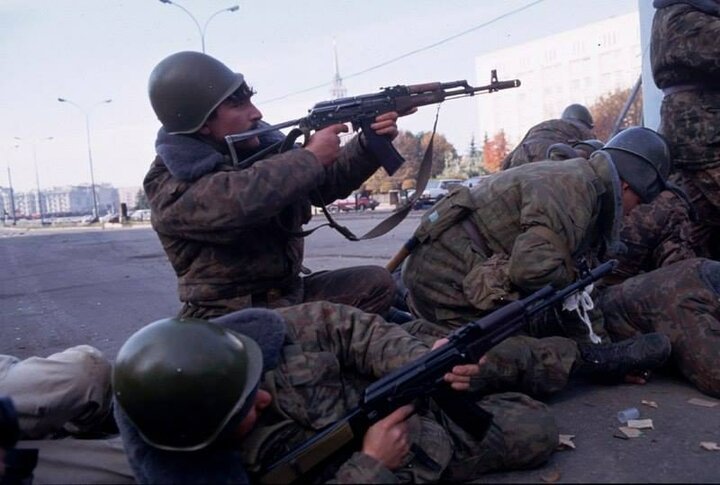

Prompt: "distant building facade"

[475,11,641,145]
[117,186,142,210]
[0,183,120,218]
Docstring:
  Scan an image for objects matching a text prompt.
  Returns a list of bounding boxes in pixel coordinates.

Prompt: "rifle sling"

[285,108,441,241]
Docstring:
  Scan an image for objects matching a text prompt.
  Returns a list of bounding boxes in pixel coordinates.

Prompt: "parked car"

[99,213,119,223]
[327,194,380,212]
[414,178,464,209]
[129,209,152,221]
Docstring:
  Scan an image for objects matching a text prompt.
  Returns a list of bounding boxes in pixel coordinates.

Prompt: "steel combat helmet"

[148,51,245,134]
[602,126,671,203]
[112,317,263,451]
[561,103,594,129]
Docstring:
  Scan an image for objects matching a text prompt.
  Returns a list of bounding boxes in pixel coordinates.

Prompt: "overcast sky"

[1,0,637,191]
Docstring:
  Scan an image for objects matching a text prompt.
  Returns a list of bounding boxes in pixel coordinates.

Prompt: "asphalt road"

[1,213,719,483]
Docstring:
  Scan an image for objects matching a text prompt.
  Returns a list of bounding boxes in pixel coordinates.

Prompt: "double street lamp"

[58,97,112,222]
[159,0,239,53]
[13,136,53,225]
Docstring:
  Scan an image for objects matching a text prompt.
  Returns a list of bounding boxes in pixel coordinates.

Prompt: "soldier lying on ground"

[144,51,411,322]
[113,304,561,483]
[546,136,720,397]
[0,347,134,484]
[0,346,114,440]
[399,127,674,396]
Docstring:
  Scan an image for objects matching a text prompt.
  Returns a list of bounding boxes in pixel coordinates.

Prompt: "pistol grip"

[359,119,405,175]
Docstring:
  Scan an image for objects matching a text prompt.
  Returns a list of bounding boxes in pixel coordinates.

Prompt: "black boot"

[573,332,671,380]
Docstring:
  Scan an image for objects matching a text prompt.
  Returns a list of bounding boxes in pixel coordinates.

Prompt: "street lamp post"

[14,136,53,225]
[5,145,19,225]
[6,163,16,225]
[158,0,239,53]
[58,97,112,222]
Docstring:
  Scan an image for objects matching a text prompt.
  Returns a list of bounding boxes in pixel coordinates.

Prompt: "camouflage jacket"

[144,131,380,307]
[604,190,696,286]
[501,119,596,170]
[651,1,720,89]
[114,302,450,484]
[405,154,622,321]
[242,301,453,483]
[652,2,720,169]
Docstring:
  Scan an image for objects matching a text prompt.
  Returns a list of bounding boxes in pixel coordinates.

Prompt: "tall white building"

[475,11,641,145]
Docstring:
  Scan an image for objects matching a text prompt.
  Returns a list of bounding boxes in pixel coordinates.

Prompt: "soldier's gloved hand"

[361,404,414,470]
[432,338,486,391]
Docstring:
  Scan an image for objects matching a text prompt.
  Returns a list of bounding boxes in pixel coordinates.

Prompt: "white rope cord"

[562,283,602,344]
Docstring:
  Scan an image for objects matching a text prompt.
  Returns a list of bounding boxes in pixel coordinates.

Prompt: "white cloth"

[0,346,112,439]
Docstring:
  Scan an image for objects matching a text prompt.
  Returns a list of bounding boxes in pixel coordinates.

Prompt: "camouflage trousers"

[180,265,395,319]
[661,90,720,259]
[597,258,720,397]
[670,169,720,259]
[404,319,580,397]
[439,392,557,480]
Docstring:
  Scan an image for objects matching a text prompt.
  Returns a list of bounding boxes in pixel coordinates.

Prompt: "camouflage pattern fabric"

[602,190,696,286]
[669,169,720,259]
[241,301,557,482]
[403,318,580,397]
[179,265,395,320]
[399,157,624,403]
[658,91,720,171]
[402,155,619,331]
[652,3,720,259]
[144,135,395,318]
[439,392,557,480]
[501,119,596,170]
[651,4,720,94]
[598,258,720,397]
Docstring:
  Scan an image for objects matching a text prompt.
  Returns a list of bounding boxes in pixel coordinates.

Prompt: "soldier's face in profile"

[200,96,263,149]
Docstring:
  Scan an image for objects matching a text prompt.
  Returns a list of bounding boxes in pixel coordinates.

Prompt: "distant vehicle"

[327,194,379,213]
[129,209,152,221]
[100,213,119,223]
[461,176,489,188]
[414,178,464,209]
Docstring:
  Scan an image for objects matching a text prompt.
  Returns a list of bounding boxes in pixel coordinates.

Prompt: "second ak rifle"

[225,70,521,173]
[259,259,617,484]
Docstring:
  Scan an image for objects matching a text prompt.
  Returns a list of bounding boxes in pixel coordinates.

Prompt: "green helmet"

[148,51,245,134]
[112,317,263,451]
[561,104,594,129]
[602,126,671,203]
[571,139,604,159]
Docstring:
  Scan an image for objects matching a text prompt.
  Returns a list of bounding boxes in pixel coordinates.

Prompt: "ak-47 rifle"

[259,260,617,484]
[225,70,521,173]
